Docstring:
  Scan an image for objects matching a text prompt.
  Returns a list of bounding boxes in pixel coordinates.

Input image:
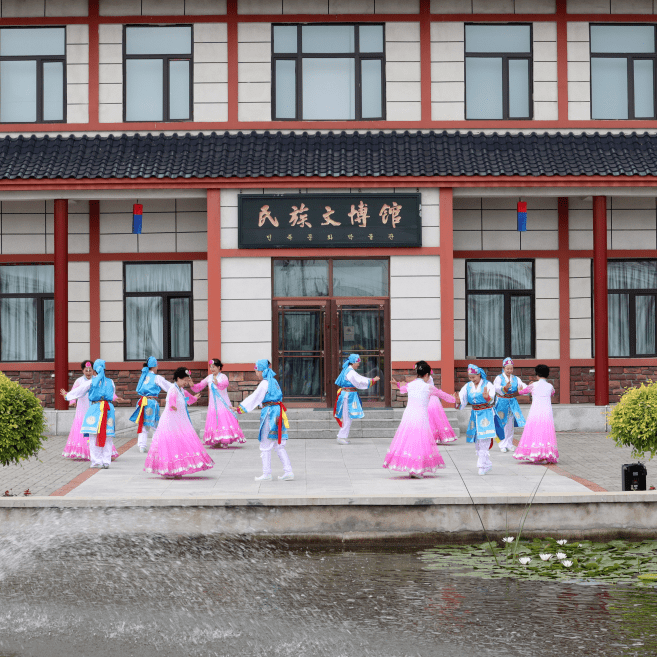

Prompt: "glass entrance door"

[273,301,329,403]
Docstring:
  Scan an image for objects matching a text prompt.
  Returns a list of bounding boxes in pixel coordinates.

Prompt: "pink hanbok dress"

[513,379,559,464]
[144,384,214,477]
[62,376,119,461]
[383,378,446,476]
[190,373,245,447]
[397,381,457,444]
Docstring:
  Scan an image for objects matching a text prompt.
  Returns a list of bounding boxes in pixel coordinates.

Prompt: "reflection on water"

[0,526,656,657]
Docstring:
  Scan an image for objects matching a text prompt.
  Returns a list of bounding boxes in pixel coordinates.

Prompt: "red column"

[54,199,69,411]
[207,189,221,360]
[592,195,609,406]
[557,197,571,404]
[439,188,455,396]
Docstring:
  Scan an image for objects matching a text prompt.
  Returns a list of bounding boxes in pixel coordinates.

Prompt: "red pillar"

[54,199,69,410]
[439,188,455,396]
[207,189,221,360]
[592,195,609,406]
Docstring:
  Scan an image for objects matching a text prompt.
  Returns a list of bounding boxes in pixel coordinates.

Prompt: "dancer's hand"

[59,388,68,398]
[482,386,490,401]
[171,406,177,411]
[114,396,128,404]
[503,381,511,393]
[372,376,380,383]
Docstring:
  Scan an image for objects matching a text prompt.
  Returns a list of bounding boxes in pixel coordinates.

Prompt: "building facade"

[0,0,655,410]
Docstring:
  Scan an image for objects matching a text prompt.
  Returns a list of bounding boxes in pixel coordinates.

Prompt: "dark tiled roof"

[0,131,656,180]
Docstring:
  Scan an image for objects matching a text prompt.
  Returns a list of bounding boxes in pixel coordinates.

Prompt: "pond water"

[0,529,656,657]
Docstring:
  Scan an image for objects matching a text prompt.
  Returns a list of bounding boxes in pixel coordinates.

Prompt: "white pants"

[89,435,114,467]
[337,398,352,440]
[138,426,154,449]
[499,416,515,451]
[475,439,492,471]
[259,423,293,476]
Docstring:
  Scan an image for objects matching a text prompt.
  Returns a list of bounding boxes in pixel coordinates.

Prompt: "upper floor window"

[271,24,385,121]
[590,25,656,120]
[124,262,193,361]
[124,25,192,122]
[465,24,532,120]
[0,27,66,123]
[608,260,657,357]
[466,260,535,359]
[0,265,54,362]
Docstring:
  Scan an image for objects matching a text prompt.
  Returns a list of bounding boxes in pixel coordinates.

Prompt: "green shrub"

[608,381,657,460]
[0,371,47,467]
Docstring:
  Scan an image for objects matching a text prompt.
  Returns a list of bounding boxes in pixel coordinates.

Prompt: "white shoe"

[139,446,147,453]
[337,438,350,445]
[500,447,508,453]
[478,466,492,476]
[255,473,272,481]
[508,445,516,452]
[102,464,109,469]
[278,473,294,481]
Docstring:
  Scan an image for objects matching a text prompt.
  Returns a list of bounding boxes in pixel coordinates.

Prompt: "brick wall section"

[391,369,443,408]
[571,366,657,404]
[454,367,561,404]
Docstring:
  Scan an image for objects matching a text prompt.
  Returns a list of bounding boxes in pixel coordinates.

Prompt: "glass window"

[273,260,329,297]
[0,265,54,361]
[0,27,66,123]
[124,263,193,361]
[590,24,657,120]
[271,24,385,121]
[465,24,532,120]
[124,25,192,122]
[608,260,657,357]
[466,260,534,359]
[333,260,388,297]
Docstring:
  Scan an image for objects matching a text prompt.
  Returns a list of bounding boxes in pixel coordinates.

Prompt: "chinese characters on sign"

[238,194,422,248]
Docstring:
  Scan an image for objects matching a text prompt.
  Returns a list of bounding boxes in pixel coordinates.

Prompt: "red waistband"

[262,401,282,407]
[341,387,358,392]
[498,393,515,399]
[472,403,492,410]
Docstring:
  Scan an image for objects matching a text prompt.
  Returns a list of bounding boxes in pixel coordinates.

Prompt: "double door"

[273,299,389,406]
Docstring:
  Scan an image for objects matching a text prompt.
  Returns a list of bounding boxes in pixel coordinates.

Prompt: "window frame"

[0,264,54,362]
[122,261,194,362]
[0,26,67,124]
[589,23,657,120]
[464,258,536,359]
[606,258,657,358]
[122,24,194,123]
[464,22,533,121]
[270,23,386,122]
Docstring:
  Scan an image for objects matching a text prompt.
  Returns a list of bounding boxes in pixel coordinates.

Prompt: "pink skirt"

[513,418,559,464]
[428,396,458,444]
[144,426,214,477]
[63,414,119,461]
[203,405,245,447]
[383,419,446,475]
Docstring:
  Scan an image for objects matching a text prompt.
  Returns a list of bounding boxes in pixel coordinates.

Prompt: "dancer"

[130,356,174,453]
[493,357,527,453]
[513,364,559,464]
[236,359,293,481]
[190,359,245,448]
[384,361,447,478]
[456,364,503,476]
[60,360,124,461]
[144,367,214,478]
[65,359,120,469]
[333,354,380,445]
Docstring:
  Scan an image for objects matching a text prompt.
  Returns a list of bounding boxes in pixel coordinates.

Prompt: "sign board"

[238,193,422,249]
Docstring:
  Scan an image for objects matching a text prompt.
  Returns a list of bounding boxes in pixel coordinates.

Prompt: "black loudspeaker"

[622,463,647,491]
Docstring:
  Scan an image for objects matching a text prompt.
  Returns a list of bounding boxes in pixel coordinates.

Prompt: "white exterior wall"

[68,261,90,362]
[609,197,657,250]
[453,197,558,251]
[99,0,226,15]
[99,258,207,362]
[533,22,558,120]
[567,22,590,120]
[66,25,90,124]
[386,22,421,121]
[237,0,419,13]
[569,257,592,359]
[221,257,271,363]
[0,0,88,16]
[431,0,555,11]
[99,198,207,253]
[238,23,270,121]
[194,23,228,122]
[453,258,466,360]
[390,255,441,362]
[98,24,123,123]
[535,258,559,359]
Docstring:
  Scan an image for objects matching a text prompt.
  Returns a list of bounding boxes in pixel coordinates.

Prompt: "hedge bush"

[0,372,47,467]
[608,381,657,460]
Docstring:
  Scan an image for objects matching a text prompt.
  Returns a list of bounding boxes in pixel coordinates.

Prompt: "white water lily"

[556,552,567,560]
[578,544,584,548]
[557,539,568,546]
[502,537,515,543]
[561,560,573,567]
[539,553,552,561]
[518,557,531,565]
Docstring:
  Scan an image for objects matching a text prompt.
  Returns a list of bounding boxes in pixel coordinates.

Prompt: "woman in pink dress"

[513,364,559,464]
[396,367,457,444]
[190,358,245,448]
[384,361,447,478]
[144,367,214,478]
[59,360,123,461]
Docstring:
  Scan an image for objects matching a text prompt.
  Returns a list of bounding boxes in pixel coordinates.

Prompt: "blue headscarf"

[467,363,488,383]
[136,356,158,392]
[256,359,277,396]
[335,354,361,387]
[90,359,106,389]
[89,358,114,401]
